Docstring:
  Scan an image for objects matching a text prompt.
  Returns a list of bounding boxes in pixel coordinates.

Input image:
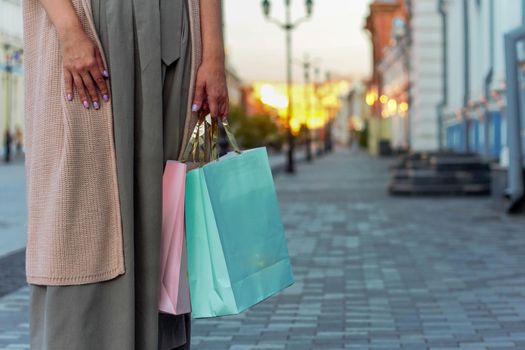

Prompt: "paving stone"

[1,150,525,349]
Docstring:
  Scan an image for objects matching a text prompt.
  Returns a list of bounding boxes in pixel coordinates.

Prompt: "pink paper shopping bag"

[159,160,191,315]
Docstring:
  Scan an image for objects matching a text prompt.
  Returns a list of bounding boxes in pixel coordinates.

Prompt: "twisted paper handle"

[181,114,241,165]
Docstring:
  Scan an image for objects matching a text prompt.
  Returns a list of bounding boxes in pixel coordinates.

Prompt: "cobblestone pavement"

[0,160,27,258]
[1,149,525,349]
[0,287,29,349]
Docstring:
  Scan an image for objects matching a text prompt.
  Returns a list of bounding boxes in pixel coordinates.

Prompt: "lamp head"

[262,0,271,17]
[306,0,313,16]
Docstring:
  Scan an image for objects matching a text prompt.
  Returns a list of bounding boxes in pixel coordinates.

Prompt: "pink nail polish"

[103,70,110,78]
[67,93,73,101]
[93,101,100,110]
[83,101,90,109]
[192,104,199,112]
[103,94,110,102]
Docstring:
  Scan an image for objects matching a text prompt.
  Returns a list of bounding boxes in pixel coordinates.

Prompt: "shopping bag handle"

[181,117,205,164]
[220,118,241,155]
[181,114,241,164]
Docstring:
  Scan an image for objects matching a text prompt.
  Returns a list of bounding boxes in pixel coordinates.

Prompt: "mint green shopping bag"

[184,116,294,318]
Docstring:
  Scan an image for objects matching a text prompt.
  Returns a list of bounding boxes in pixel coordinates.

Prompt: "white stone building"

[0,0,24,158]
[443,0,522,158]
[333,93,351,147]
[378,36,409,151]
[408,0,444,151]
[441,0,525,208]
[384,0,523,160]
[375,0,444,152]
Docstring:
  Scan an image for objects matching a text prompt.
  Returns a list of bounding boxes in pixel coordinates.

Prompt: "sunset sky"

[223,0,373,83]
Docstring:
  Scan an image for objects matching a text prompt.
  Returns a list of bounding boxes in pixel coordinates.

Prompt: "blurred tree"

[228,105,286,151]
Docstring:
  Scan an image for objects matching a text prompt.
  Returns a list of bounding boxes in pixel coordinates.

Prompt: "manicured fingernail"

[103,70,110,78]
[83,101,90,109]
[67,93,73,101]
[103,94,110,102]
[93,101,100,110]
[192,104,199,112]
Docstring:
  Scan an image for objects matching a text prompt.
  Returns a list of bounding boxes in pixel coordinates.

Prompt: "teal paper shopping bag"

[184,118,294,319]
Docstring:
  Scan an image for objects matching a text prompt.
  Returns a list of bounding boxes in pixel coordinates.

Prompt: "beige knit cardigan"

[24,0,202,285]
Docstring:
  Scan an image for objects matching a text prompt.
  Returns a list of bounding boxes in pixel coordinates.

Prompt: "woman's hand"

[36,0,109,109]
[59,26,110,110]
[192,59,229,120]
[193,0,229,120]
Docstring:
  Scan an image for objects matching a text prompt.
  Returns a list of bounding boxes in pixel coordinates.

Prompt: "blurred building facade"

[0,0,24,158]
[366,0,444,153]
[409,0,443,151]
[442,0,521,159]
[345,81,370,147]
[441,0,525,208]
[364,0,525,207]
[365,0,408,155]
[377,17,409,152]
[333,92,352,146]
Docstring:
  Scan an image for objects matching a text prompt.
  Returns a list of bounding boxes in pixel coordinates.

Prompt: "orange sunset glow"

[250,80,351,133]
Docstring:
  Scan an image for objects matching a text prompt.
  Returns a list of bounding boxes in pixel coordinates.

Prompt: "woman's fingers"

[62,39,110,108]
[72,73,90,109]
[90,66,110,103]
[218,88,229,120]
[219,99,229,121]
[93,49,110,102]
[80,70,100,109]
[209,87,228,120]
[208,96,220,120]
[192,80,206,112]
[202,98,209,112]
[95,48,109,79]
[64,70,74,102]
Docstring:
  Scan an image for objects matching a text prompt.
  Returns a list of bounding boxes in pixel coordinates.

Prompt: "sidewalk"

[0,161,27,258]
[1,149,525,349]
[0,149,302,260]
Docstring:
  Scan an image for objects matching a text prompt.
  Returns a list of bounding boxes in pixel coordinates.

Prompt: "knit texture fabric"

[23,0,124,285]
[23,0,202,286]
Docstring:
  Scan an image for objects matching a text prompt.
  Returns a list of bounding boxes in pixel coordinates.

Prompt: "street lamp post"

[261,0,314,174]
[300,54,313,162]
[313,63,323,155]
[324,71,334,153]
